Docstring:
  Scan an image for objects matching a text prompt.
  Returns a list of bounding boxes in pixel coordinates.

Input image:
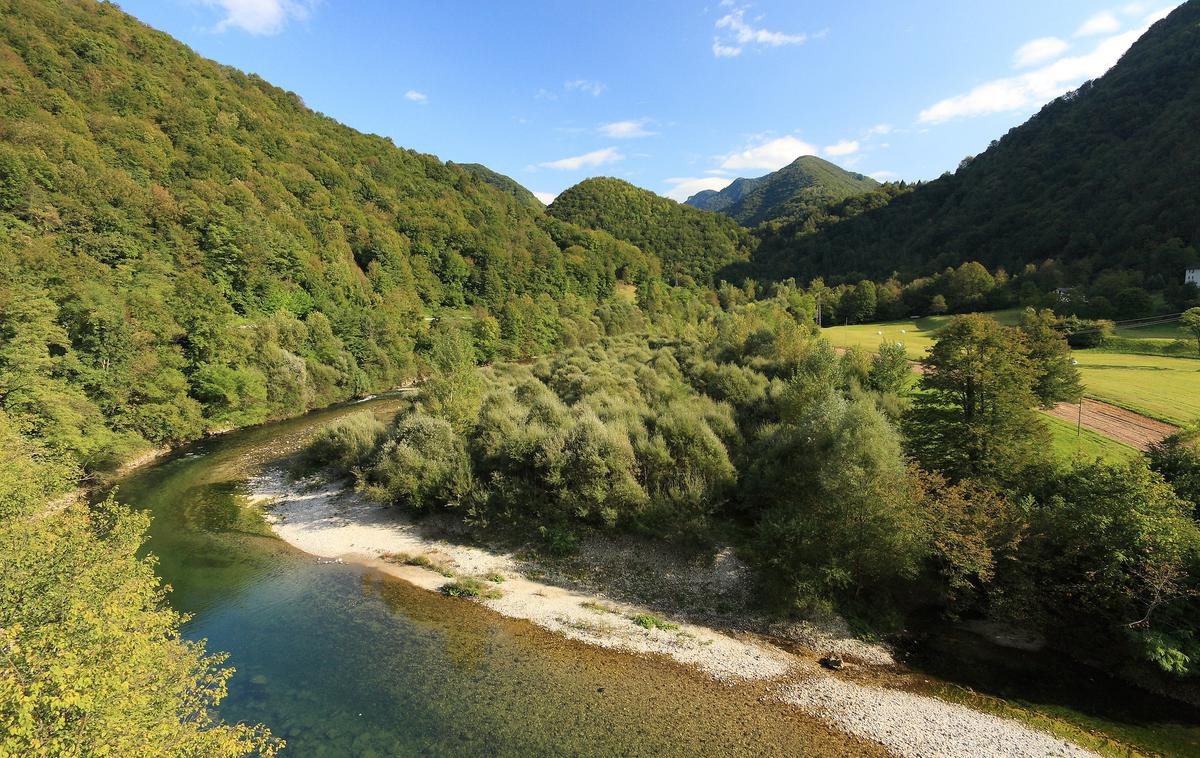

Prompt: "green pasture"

[821,309,1023,360]
[1072,351,1200,425]
[1040,413,1139,464]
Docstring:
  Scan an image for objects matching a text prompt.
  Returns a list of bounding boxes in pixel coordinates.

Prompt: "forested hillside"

[0,0,656,474]
[685,155,878,227]
[752,1,1200,285]
[548,177,755,285]
[448,162,544,209]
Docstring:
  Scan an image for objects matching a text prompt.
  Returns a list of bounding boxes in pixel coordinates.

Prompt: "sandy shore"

[251,468,1099,758]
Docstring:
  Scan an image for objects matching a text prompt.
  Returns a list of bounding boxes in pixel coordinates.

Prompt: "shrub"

[440,578,503,599]
[631,613,679,631]
[302,411,386,473]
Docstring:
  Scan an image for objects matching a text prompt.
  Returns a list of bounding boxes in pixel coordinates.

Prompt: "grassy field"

[1041,413,1138,464]
[820,310,1022,360]
[1072,351,1200,425]
[823,310,1200,426]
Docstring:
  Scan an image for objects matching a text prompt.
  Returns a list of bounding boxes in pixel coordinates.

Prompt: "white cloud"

[869,171,898,181]
[564,79,606,97]
[865,123,892,136]
[538,147,624,171]
[203,0,316,35]
[919,23,1147,123]
[599,119,657,138]
[712,39,743,57]
[720,135,817,171]
[1076,11,1121,36]
[532,191,557,205]
[712,5,807,58]
[404,90,428,104]
[823,139,860,157]
[1013,36,1069,68]
[662,176,735,202]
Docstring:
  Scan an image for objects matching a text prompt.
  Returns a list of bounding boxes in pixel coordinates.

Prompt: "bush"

[302,411,386,473]
[440,578,503,599]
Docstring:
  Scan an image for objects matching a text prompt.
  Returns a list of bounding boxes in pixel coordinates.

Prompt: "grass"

[821,309,1023,360]
[381,552,455,577]
[925,681,1200,758]
[1072,351,1200,425]
[440,577,503,599]
[1041,413,1139,464]
[822,309,1200,427]
[631,613,679,631]
[581,600,620,615]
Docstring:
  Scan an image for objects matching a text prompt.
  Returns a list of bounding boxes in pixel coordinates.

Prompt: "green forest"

[3,0,1200,754]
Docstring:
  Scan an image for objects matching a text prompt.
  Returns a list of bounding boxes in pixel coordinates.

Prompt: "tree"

[929,294,948,314]
[1183,307,1200,357]
[0,413,280,756]
[1018,308,1083,407]
[869,341,912,394]
[908,314,1050,483]
[843,280,877,323]
[1023,461,1200,674]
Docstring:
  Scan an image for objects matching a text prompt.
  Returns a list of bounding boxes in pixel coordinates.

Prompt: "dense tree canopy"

[548,177,755,286]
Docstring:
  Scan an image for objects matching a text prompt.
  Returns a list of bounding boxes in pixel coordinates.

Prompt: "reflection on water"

[113,397,881,757]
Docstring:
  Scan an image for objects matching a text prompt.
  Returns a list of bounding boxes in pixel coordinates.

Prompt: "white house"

[1188,267,1200,286]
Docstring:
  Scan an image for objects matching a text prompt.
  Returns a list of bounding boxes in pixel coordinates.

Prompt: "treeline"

[737,256,1200,327]
[310,293,1200,679]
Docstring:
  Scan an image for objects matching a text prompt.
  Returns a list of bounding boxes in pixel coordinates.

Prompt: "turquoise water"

[113,397,878,757]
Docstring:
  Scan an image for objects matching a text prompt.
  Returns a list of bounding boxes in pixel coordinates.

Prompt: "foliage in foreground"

[0,412,279,757]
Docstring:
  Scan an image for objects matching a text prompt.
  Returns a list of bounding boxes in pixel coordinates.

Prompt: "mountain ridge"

[685,155,879,227]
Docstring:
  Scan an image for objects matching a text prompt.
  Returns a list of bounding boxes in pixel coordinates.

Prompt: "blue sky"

[116,1,1179,203]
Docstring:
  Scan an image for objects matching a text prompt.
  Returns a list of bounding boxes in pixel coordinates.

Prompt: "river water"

[112,395,882,757]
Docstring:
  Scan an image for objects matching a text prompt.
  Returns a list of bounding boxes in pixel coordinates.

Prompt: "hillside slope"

[449,161,544,209]
[0,0,655,470]
[752,1,1200,283]
[686,156,878,227]
[549,177,754,285]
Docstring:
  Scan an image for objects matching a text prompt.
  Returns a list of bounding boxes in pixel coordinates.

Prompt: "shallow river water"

[112,395,883,757]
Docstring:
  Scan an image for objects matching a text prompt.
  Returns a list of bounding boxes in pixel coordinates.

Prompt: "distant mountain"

[549,177,754,285]
[685,156,879,227]
[751,2,1200,284]
[449,162,543,209]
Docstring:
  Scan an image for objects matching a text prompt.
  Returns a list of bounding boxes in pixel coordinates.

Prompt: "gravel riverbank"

[251,468,1100,758]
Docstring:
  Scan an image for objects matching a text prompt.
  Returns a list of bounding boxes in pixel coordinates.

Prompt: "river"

[111,394,885,757]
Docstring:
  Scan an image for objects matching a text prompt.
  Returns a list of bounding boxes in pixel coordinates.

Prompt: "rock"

[819,654,843,671]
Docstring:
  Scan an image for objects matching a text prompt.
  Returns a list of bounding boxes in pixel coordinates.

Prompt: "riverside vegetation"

[307,297,1200,689]
[3,0,1200,754]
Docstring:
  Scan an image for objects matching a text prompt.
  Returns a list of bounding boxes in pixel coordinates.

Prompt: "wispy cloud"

[203,0,317,35]
[564,79,606,97]
[823,139,860,157]
[538,147,624,171]
[598,119,657,139]
[532,191,557,205]
[662,176,734,202]
[1013,36,1069,68]
[869,170,899,181]
[404,90,428,104]
[1075,10,1121,36]
[712,4,808,58]
[720,135,817,171]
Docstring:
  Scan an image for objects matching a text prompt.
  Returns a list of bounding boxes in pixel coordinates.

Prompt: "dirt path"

[1044,398,1177,450]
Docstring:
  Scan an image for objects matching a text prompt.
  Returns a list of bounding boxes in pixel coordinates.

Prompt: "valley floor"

[252,468,1098,758]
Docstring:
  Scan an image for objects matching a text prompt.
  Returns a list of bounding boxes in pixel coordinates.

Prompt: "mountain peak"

[685,156,878,227]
